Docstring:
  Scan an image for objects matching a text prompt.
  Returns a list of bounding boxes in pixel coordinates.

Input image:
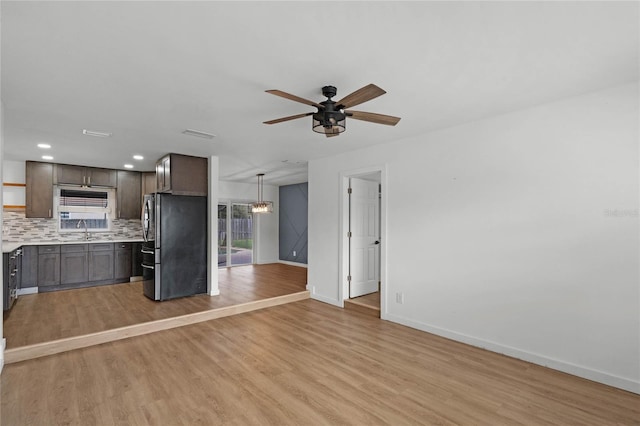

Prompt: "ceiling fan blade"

[263,112,313,125]
[346,110,401,126]
[336,84,386,109]
[265,90,324,109]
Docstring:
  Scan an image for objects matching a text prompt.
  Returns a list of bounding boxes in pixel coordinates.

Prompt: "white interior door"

[349,177,380,298]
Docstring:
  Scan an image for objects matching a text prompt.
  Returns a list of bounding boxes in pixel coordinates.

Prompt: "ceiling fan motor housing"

[321,85,337,99]
[313,98,346,133]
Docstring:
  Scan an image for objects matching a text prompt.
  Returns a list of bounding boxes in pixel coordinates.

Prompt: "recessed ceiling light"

[82,129,112,138]
[37,143,51,149]
[42,155,54,161]
[124,164,134,169]
[182,129,216,139]
[133,155,144,161]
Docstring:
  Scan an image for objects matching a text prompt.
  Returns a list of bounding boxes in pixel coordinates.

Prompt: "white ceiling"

[1,1,638,186]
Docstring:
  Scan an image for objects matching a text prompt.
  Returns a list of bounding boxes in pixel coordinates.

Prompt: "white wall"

[208,156,220,295]
[1,99,5,373]
[308,82,639,393]
[0,0,5,366]
[219,180,279,264]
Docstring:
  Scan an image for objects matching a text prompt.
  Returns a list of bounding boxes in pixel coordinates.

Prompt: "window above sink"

[56,186,115,233]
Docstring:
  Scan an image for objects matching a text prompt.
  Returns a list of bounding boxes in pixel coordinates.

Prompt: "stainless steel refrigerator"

[141,193,207,301]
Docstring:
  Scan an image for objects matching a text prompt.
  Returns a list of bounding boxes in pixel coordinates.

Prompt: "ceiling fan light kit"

[312,114,345,135]
[312,85,345,135]
[264,83,400,138]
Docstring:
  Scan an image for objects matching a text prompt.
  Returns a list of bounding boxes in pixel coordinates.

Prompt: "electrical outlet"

[396,292,404,304]
[293,250,297,257]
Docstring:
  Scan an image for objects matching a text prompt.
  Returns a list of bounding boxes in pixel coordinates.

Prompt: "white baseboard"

[310,291,342,308]
[385,313,640,395]
[278,260,308,268]
[256,259,279,265]
[17,287,38,295]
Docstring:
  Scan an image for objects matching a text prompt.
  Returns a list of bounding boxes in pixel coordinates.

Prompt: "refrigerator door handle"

[155,195,160,245]
[142,200,150,242]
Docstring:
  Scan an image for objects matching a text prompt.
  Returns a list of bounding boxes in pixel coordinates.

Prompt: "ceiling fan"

[263,84,401,137]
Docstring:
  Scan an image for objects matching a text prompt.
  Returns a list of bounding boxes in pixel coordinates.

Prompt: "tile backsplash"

[2,211,142,243]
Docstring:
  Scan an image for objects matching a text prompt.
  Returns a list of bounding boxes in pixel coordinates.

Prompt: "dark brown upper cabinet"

[26,161,54,218]
[155,153,207,196]
[55,164,117,187]
[141,171,157,196]
[116,170,142,219]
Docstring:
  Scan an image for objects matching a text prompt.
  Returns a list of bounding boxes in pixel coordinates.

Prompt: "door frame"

[338,164,387,319]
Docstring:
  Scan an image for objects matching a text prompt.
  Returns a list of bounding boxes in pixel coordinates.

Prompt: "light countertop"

[3,239,145,253]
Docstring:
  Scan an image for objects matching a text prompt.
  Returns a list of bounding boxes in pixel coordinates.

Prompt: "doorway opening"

[218,202,254,267]
[340,168,384,317]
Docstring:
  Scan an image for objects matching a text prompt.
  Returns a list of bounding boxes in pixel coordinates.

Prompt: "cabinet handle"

[83,176,86,185]
[88,176,91,186]
[141,264,154,270]
[48,209,52,217]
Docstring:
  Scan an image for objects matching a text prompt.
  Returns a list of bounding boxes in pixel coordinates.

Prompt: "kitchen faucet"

[76,219,89,240]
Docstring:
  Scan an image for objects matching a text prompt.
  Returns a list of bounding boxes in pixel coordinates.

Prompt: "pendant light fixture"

[251,173,273,214]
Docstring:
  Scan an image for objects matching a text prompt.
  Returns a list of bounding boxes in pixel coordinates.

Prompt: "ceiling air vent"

[182,129,216,139]
[82,129,112,138]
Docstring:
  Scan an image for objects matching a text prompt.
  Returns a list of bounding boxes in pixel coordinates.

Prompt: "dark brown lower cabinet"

[20,246,39,289]
[131,242,143,277]
[115,243,132,280]
[17,242,142,293]
[89,243,115,282]
[60,244,89,285]
[3,249,20,310]
[37,245,61,287]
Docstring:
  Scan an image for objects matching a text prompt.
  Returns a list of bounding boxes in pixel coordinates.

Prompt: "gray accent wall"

[279,182,308,264]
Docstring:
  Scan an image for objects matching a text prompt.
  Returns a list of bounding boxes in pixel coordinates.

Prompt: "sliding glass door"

[218,204,228,267]
[218,202,253,267]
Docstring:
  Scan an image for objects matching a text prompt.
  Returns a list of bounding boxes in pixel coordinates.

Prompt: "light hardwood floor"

[350,291,380,308]
[345,291,380,317]
[3,263,307,348]
[2,299,638,425]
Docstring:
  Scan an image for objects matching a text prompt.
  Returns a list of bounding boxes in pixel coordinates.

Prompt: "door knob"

[374,240,380,245]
